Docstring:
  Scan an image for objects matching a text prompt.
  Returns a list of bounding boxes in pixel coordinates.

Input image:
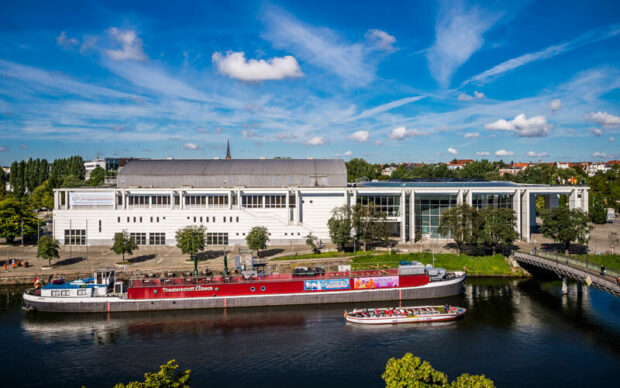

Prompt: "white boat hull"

[345,305,466,325]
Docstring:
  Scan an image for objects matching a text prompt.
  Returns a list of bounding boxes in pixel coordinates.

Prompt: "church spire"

[225,139,231,159]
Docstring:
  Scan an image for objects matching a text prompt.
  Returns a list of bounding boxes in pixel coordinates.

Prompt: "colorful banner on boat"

[304,278,350,291]
[353,276,399,289]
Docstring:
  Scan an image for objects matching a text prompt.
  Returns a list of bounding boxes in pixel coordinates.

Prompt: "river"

[0,278,618,387]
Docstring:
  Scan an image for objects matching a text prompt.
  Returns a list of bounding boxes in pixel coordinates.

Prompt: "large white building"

[52,158,589,247]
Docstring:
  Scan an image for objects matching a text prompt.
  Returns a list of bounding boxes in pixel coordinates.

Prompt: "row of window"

[242,195,294,208]
[357,195,401,217]
[189,216,239,223]
[129,232,166,245]
[118,216,164,223]
[51,289,88,297]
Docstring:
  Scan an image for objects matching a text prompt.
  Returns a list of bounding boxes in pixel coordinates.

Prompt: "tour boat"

[23,261,466,313]
[344,305,466,324]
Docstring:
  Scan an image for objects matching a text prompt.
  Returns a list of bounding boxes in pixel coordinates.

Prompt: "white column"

[180,191,185,209]
[400,191,406,243]
[569,189,577,210]
[465,190,473,206]
[582,189,589,213]
[297,191,302,224]
[513,190,521,239]
[123,191,127,210]
[409,191,416,242]
[521,190,530,242]
[237,190,241,209]
[228,191,232,210]
[456,189,463,205]
[170,191,174,208]
[148,195,152,209]
[293,190,299,224]
[54,191,60,210]
[286,191,290,225]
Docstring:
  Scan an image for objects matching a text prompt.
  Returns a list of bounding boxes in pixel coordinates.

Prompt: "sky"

[0,0,619,165]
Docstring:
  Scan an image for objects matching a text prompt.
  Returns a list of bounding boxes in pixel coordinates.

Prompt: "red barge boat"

[23,262,466,313]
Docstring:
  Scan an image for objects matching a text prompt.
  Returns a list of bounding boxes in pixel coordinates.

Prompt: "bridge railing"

[530,251,620,279]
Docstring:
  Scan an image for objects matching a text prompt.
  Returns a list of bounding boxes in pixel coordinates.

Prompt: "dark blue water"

[1,279,618,387]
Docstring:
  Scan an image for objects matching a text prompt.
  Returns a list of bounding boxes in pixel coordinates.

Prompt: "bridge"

[513,252,620,297]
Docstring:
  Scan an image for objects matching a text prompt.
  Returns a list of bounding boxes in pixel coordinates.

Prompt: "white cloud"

[212,51,303,82]
[242,129,257,138]
[495,149,514,156]
[345,96,424,122]
[275,132,297,141]
[105,28,146,61]
[589,127,603,136]
[427,2,499,86]
[0,146,8,152]
[448,147,458,155]
[458,91,485,101]
[527,151,548,157]
[593,151,607,157]
[476,151,490,156]
[484,113,551,137]
[610,137,615,142]
[586,111,620,128]
[550,99,562,111]
[262,8,375,85]
[183,142,199,150]
[344,150,353,157]
[349,130,370,142]
[389,126,429,140]
[464,24,620,85]
[56,31,78,48]
[464,132,479,138]
[306,136,325,146]
[365,29,396,52]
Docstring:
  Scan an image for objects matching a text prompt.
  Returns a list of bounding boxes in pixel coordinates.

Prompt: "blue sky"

[1,0,619,165]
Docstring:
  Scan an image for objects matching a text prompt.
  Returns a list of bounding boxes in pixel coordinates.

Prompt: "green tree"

[479,208,519,254]
[352,203,389,251]
[589,195,607,224]
[438,204,478,255]
[60,175,84,188]
[0,197,38,243]
[327,205,352,251]
[37,236,60,267]
[382,353,448,387]
[305,232,320,254]
[88,166,106,186]
[382,353,495,388]
[346,158,381,182]
[0,167,6,197]
[114,359,191,388]
[111,230,139,263]
[540,207,592,254]
[176,225,206,276]
[246,226,269,256]
[31,179,54,210]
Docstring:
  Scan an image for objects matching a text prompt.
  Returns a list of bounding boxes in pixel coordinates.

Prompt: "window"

[193,216,196,223]
[185,195,207,207]
[51,291,60,297]
[212,217,215,222]
[61,290,70,296]
[130,232,147,245]
[133,217,136,223]
[150,217,153,223]
[206,233,228,245]
[127,217,130,223]
[127,195,148,207]
[64,229,86,245]
[151,195,170,207]
[229,216,233,222]
[200,216,203,223]
[98,220,102,233]
[205,216,209,223]
[223,217,226,223]
[265,195,286,208]
[208,195,228,207]
[236,216,239,223]
[77,289,87,296]
[357,195,401,217]
[149,233,165,245]
[473,194,513,210]
[117,217,120,223]
[242,195,263,208]
[156,217,160,223]
[139,217,142,223]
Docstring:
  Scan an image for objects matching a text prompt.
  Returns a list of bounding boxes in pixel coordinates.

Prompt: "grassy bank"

[271,250,376,261]
[574,254,620,273]
[351,253,520,276]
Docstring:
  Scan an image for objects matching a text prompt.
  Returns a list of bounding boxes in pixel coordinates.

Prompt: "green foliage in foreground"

[351,253,514,276]
[114,359,191,388]
[37,236,60,267]
[382,353,495,388]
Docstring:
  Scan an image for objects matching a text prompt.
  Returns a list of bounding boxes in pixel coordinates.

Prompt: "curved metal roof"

[117,159,347,188]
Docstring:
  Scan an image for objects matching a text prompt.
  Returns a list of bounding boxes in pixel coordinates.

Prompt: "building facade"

[53,159,589,247]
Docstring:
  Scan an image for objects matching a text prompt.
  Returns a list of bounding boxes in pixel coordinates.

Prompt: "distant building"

[381,166,397,176]
[446,159,474,170]
[84,159,106,180]
[586,162,612,176]
[499,162,529,176]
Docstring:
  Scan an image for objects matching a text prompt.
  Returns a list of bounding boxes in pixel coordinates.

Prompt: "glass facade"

[414,194,457,238]
[356,195,401,217]
[472,194,513,209]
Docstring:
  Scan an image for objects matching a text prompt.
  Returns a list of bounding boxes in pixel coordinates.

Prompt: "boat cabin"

[39,269,115,298]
